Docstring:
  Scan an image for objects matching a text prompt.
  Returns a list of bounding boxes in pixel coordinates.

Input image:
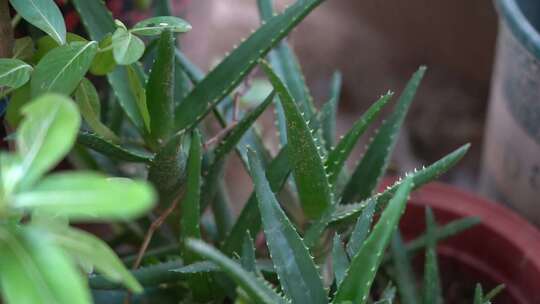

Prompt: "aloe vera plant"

[0,0,503,303]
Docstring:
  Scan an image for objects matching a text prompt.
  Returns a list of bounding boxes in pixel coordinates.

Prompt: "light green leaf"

[262,61,332,219]
[13,172,155,221]
[48,227,142,293]
[0,225,90,304]
[422,208,441,304]
[333,179,413,304]
[332,233,348,287]
[474,284,484,304]
[131,16,192,36]
[484,284,505,303]
[89,34,116,76]
[341,67,426,204]
[74,78,119,142]
[112,28,145,65]
[186,239,288,304]
[9,0,66,44]
[0,58,32,89]
[325,92,392,185]
[12,37,34,60]
[31,41,97,97]
[77,131,153,163]
[146,30,175,142]
[71,0,148,133]
[248,149,327,304]
[173,0,325,131]
[126,65,151,133]
[391,232,419,304]
[16,94,80,189]
[32,33,87,63]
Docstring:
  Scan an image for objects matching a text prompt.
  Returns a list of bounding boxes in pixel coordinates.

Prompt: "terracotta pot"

[383,178,540,303]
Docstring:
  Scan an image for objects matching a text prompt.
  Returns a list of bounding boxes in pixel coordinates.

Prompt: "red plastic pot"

[383,178,540,303]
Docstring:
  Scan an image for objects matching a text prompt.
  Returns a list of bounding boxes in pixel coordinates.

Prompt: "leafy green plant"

[0,0,503,303]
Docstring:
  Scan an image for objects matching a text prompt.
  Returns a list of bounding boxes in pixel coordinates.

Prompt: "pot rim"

[495,0,540,58]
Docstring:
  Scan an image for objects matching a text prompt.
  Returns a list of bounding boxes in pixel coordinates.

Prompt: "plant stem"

[0,0,14,58]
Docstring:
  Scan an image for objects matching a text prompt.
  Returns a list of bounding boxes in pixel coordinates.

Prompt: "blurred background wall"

[181,0,499,192]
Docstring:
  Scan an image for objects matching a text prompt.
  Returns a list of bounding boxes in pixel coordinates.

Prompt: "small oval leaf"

[0,58,32,89]
[132,16,192,36]
[112,28,145,65]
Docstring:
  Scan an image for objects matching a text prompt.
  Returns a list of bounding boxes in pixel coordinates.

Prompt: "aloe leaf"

[48,227,142,293]
[0,226,91,304]
[146,30,175,143]
[341,67,426,204]
[74,78,120,142]
[187,239,288,304]
[474,284,484,304]
[332,233,349,287]
[330,144,469,224]
[72,0,148,133]
[319,71,342,149]
[9,0,66,44]
[179,131,212,300]
[325,92,392,185]
[77,131,153,163]
[13,172,155,221]
[248,149,327,304]
[16,94,80,189]
[0,58,32,89]
[333,179,413,304]
[241,232,257,273]
[173,0,325,131]
[213,91,275,164]
[222,146,290,255]
[262,61,332,219]
[132,16,192,36]
[90,260,184,289]
[484,284,505,303]
[422,208,442,304]
[346,200,376,257]
[375,284,397,304]
[390,232,419,304]
[31,41,97,97]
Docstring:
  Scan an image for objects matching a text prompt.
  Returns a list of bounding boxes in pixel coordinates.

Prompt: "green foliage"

[0,1,496,303]
[9,0,66,44]
[0,58,32,89]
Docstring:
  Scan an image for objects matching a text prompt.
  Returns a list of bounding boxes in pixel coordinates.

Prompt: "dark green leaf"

[320,71,342,149]
[241,232,257,273]
[325,92,392,185]
[346,200,376,257]
[126,65,151,133]
[422,208,442,304]
[77,131,153,163]
[187,239,288,304]
[341,67,426,203]
[89,34,116,76]
[13,37,35,61]
[6,83,30,127]
[333,179,413,304]
[31,41,97,97]
[9,0,66,44]
[0,58,32,89]
[173,0,325,131]
[262,61,332,219]
[132,16,191,36]
[474,284,484,304]
[74,78,119,142]
[391,232,419,304]
[248,149,327,304]
[146,30,175,142]
[332,233,349,287]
